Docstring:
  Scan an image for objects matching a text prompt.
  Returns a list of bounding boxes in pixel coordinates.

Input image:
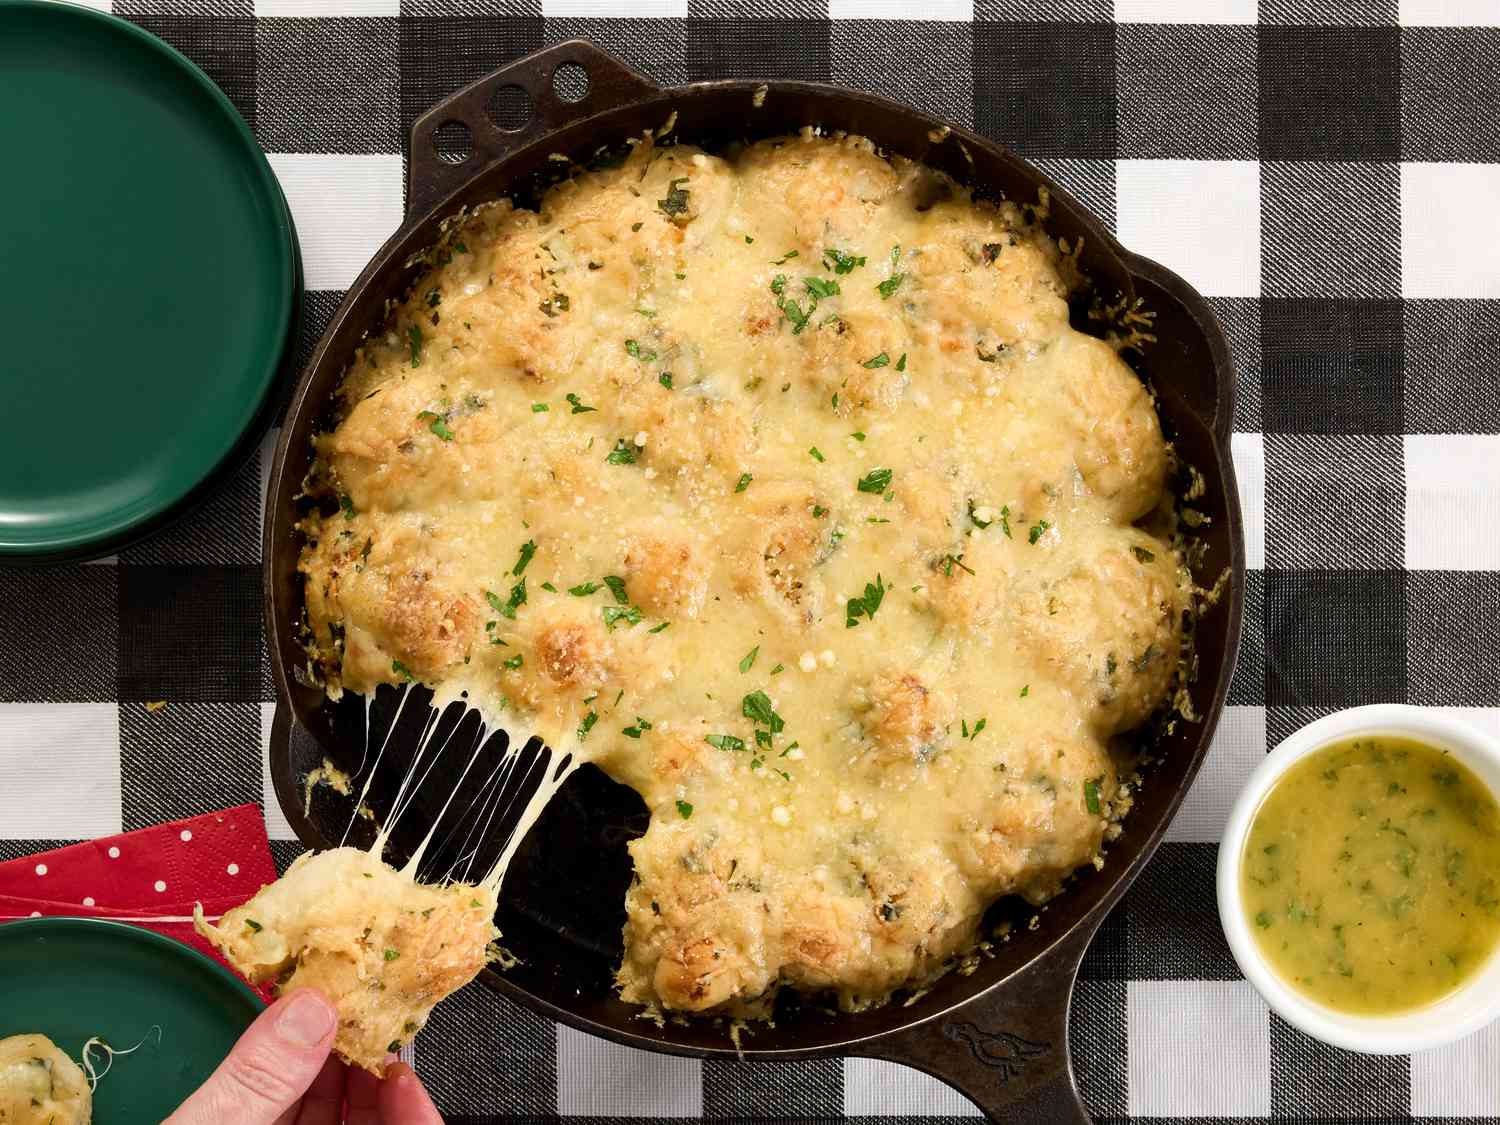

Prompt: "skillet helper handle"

[406,39,661,221]
[1119,251,1237,446]
[854,917,1101,1124]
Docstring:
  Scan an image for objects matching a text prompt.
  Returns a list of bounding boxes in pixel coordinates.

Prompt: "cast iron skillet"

[265,40,1244,1123]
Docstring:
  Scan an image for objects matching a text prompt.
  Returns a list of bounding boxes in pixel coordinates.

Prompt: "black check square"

[292,292,347,404]
[115,0,253,16]
[399,16,546,140]
[1261,298,1403,435]
[972,21,1116,160]
[1403,29,1500,163]
[119,701,260,832]
[1117,24,1256,161]
[121,15,257,130]
[1259,0,1398,23]
[1404,299,1500,434]
[832,20,975,130]
[255,18,399,155]
[1259,25,1399,161]
[1079,900,1127,982]
[423,984,558,1115]
[704,1057,843,1117]
[686,17,831,82]
[117,564,262,703]
[1270,1015,1411,1117]
[1124,843,1239,981]
[1261,162,1400,299]
[1228,568,1265,709]
[0,567,117,703]
[1265,435,1403,570]
[1266,704,1340,749]
[541,18,688,88]
[1407,572,1500,707]
[1071,980,1127,1119]
[1264,570,1406,707]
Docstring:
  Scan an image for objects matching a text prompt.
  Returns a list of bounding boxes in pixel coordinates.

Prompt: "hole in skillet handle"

[405,40,661,222]
[431,120,473,165]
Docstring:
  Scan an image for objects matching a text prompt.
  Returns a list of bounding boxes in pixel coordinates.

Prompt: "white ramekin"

[1217,703,1500,1054]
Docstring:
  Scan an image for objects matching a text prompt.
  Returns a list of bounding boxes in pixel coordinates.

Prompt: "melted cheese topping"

[0,1035,91,1125]
[300,133,1187,1015]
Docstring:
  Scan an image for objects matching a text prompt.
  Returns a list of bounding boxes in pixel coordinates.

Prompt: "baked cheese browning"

[195,848,499,1074]
[299,131,1188,1016]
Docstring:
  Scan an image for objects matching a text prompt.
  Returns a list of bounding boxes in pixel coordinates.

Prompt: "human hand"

[164,989,443,1124]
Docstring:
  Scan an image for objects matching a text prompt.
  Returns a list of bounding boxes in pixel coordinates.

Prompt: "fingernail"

[276,991,335,1047]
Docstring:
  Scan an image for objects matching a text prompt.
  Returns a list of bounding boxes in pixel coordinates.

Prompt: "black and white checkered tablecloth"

[4,0,1499,1119]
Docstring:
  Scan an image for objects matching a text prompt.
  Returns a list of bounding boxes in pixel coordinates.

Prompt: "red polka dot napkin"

[0,804,277,992]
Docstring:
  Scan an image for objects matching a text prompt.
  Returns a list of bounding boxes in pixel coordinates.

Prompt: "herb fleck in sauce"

[1242,736,1500,1015]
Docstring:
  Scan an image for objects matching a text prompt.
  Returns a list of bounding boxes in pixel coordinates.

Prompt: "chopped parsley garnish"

[245,918,262,932]
[1000,505,1013,538]
[851,431,866,441]
[896,352,907,371]
[339,493,356,520]
[1020,684,1030,698]
[1028,520,1052,545]
[675,799,694,819]
[856,467,892,494]
[659,372,674,389]
[823,247,866,274]
[657,177,690,219]
[781,297,813,333]
[426,288,441,308]
[540,581,556,592]
[502,654,524,670]
[539,293,570,317]
[384,948,400,961]
[624,339,657,362]
[532,402,549,413]
[744,235,754,244]
[622,716,653,738]
[1084,777,1103,816]
[416,409,454,440]
[565,392,596,414]
[845,573,887,627]
[391,659,414,682]
[602,575,629,604]
[771,249,799,264]
[512,540,537,576]
[940,553,975,576]
[741,690,785,733]
[1132,546,1156,563]
[771,662,785,674]
[577,710,599,740]
[805,276,840,299]
[705,733,746,752]
[602,604,642,630]
[407,325,423,366]
[862,352,890,369]
[568,580,600,596]
[809,447,825,463]
[606,439,638,465]
[877,273,905,299]
[486,578,527,619]
[812,504,829,518]
[739,646,758,673]
[962,717,987,740]
[647,621,671,633]
[968,501,992,529]
[735,472,753,493]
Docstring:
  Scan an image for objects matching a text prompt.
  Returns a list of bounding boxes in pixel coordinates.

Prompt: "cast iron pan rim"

[0,0,303,566]
[262,40,1246,1093]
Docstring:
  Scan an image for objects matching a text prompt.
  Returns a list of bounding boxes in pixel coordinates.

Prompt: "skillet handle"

[851,917,1101,1124]
[407,40,661,221]
[1119,251,1237,446]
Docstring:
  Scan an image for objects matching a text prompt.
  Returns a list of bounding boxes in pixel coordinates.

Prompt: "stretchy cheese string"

[80,1025,161,1091]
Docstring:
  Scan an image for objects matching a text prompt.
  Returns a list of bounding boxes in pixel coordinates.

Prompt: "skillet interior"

[266,58,1244,1061]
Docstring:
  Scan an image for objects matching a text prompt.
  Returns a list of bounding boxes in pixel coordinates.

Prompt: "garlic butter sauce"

[1241,736,1500,1016]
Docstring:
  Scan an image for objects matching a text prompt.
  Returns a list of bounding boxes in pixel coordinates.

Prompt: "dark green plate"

[0,0,300,562]
[0,917,263,1121]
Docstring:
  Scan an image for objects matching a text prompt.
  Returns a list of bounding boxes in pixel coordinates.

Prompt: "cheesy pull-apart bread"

[195,847,498,1075]
[0,1034,91,1125]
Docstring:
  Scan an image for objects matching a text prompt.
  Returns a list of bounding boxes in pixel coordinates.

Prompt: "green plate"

[0,0,299,562]
[0,917,263,1121]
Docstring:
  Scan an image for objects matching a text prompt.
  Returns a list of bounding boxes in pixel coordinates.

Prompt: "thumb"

[165,989,338,1125]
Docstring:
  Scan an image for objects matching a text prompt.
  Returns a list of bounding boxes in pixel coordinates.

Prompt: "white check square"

[260,702,296,842]
[1404,435,1500,571]
[1232,431,1265,571]
[1411,1017,1500,1116]
[844,1057,981,1116]
[1127,980,1270,1116]
[829,0,972,18]
[1402,163,1500,298]
[0,704,121,839]
[1115,0,1255,22]
[554,1024,701,1116]
[1165,705,1267,843]
[255,0,399,13]
[266,153,404,292]
[1116,160,1260,298]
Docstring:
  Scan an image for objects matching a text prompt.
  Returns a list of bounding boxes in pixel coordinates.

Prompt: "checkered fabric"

[3,0,1499,1119]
